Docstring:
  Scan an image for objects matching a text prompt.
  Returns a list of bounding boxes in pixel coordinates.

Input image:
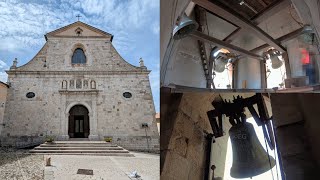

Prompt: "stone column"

[88,95,99,140]
[58,93,69,140]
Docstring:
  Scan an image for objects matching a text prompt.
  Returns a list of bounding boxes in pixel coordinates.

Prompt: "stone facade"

[0,82,8,138]
[0,21,159,152]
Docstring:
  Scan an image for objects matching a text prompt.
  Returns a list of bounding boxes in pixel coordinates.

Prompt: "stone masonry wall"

[0,83,8,142]
[161,92,230,180]
[271,94,319,179]
[0,35,159,152]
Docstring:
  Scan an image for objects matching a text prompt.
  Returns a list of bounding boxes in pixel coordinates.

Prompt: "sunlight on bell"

[223,117,282,180]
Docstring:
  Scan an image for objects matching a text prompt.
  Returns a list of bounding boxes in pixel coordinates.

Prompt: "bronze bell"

[173,13,198,40]
[229,122,275,178]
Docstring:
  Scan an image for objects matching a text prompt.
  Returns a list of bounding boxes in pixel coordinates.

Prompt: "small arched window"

[72,48,86,64]
[62,80,67,89]
[90,80,96,89]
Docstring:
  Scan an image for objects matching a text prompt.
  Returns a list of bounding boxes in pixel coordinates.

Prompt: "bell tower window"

[72,48,86,64]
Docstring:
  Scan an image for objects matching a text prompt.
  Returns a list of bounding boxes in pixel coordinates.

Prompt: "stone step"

[30,141,133,156]
[35,147,124,150]
[40,144,118,147]
[53,141,111,144]
[30,149,130,153]
[28,153,135,157]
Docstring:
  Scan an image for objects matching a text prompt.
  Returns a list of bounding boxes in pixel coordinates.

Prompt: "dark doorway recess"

[69,105,89,138]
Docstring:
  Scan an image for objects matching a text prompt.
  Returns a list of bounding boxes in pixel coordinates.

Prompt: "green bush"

[45,135,55,143]
[104,137,112,142]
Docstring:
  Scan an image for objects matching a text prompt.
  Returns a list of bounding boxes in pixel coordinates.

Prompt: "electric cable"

[289,4,303,27]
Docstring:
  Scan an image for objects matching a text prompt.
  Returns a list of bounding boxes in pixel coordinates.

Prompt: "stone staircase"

[30,141,134,157]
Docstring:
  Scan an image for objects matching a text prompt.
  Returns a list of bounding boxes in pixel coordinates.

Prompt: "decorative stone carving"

[90,80,96,89]
[62,80,67,89]
[83,80,88,89]
[10,58,18,69]
[70,80,75,89]
[75,27,83,36]
[76,79,82,89]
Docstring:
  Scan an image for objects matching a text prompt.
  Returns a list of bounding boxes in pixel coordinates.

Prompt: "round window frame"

[122,92,133,99]
[26,92,35,98]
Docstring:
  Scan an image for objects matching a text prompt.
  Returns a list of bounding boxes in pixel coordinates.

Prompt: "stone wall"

[0,83,8,144]
[161,92,231,180]
[0,34,159,152]
[271,94,319,179]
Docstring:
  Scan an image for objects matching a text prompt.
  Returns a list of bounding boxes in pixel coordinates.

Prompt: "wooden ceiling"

[214,0,280,20]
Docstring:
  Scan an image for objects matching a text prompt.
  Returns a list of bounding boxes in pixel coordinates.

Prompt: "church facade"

[0,21,159,152]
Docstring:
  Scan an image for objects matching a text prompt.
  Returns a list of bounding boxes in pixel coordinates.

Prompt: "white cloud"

[0,60,9,83]
[0,0,159,54]
[0,60,9,69]
[0,0,160,110]
[151,21,160,34]
[0,72,8,83]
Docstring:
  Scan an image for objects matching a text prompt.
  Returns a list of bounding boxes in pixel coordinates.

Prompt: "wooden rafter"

[251,0,291,24]
[250,26,306,53]
[192,0,286,52]
[190,31,263,60]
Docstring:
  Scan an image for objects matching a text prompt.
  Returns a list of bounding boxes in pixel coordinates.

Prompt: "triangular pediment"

[45,21,113,41]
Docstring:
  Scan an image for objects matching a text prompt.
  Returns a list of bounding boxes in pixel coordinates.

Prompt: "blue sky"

[0,0,160,112]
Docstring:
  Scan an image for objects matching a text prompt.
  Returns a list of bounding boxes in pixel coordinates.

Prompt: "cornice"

[6,70,151,76]
[59,89,100,95]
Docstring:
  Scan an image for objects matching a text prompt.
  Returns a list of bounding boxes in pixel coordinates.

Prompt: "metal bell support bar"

[207,94,275,149]
[207,94,277,178]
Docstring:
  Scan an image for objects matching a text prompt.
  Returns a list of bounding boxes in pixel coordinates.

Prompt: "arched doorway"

[68,105,89,138]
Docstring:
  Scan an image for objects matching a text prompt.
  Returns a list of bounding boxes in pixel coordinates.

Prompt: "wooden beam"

[190,31,263,60]
[251,0,292,24]
[256,0,268,8]
[250,27,305,53]
[168,84,275,93]
[210,28,241,53]
[192,0,286,52]
[282,52,292,79]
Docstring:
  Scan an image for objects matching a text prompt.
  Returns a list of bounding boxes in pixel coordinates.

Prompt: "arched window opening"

[90,80,96,89]
[72,48,86,64]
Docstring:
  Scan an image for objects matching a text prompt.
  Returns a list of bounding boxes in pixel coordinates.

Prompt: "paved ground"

[46,152,159,180]
[0,148,44,180]
[0,148,159,180]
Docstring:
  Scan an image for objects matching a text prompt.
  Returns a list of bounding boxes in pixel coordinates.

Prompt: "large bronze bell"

[229,122,275,178]
[172,13,198,40]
